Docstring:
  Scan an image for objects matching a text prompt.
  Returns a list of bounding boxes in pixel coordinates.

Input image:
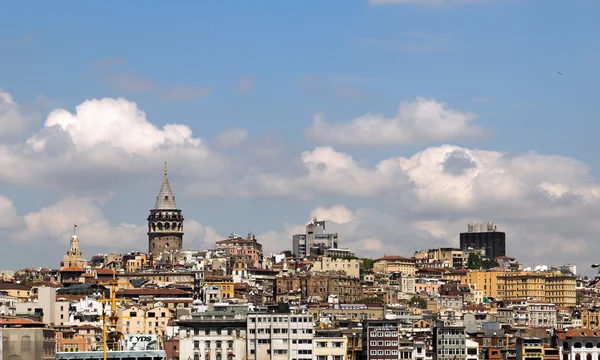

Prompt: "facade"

[247,311,315,360]
[557,329,600,360]
[119,305,173,336]
[373,256,416,276]
[60,234,87,270]
[415,248,465,269]
[362,320,399,360]
[516,337,544,360]
[292,218,339,258]
[459,222,506,259]
[276,274,362,303]
[497,271,576,307]
[177,310,247,360]
[313,329,347,360]
[310,257,362,278]
[2,327,56,360]
[433,323,467,360]
[465,270,503,300]
[215,233,264,268]
[148,164,184,257]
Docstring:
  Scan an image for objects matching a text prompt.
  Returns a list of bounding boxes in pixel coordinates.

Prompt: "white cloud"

[0,195,21,230]
[213,128,248,149]
[236,76,256,93]
[0,90,29,137]
[311,205,355,224]
[306,97,484,147]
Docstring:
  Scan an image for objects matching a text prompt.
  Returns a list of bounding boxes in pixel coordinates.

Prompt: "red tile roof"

[375,255,412,261]
[60,266,85,272]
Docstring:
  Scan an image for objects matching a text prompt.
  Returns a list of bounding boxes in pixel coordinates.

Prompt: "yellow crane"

[98,274,131,360]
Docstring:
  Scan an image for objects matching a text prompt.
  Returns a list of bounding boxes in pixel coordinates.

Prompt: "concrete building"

[433,323,467,360]
[310,257,362,278]
[119,304,172,336]
[557,329,600,360]
[459,222,506,259]
[373,256,416,276]
[216,233,264,268]
[497,271,576,307]
[292,218,339,259]
[177,309,247,360]
[516,337,544,360]
[313,329,347,360]
[465,270,504,300]
[148,163,184,257]
[247,309,315,360]
[2,327,56,360]
[415,248,465,269]
[362,320,399,360]
[0,291,17,316]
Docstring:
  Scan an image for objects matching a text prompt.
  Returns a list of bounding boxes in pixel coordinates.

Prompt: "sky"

[1,0,600,274]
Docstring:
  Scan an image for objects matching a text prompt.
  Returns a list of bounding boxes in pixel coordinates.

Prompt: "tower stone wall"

[148,164,184,257]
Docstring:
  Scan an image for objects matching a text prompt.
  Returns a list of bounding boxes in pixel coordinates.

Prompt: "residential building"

[415,248,465,269]
[2,326,56,360]
[247,309,315,360]
[177,308,247,360]
[313,329,347,360]
[119,304,172,336]
[311,257,362,278]
[433,323,467,360]
[459,222,506,259]
[465,270,503,300]
[203,276,235,300]
[373,256,416,276]
[216,233,264,268]
[0,281,31,301]
[362,320,399,360]
[516,337,544,360]
[276,274,362,303]
[0,291,17,316]
[557,328,600,360]
[148,164,184,257]
[497,271,576,307]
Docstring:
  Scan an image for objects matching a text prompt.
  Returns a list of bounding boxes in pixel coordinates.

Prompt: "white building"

[247,309,314,360]
[177,310,248,360]
[313,329,347,360]
[527,302,557,328]
[466,339,479,360]
[558,329,600,360]
[0,291,17,316]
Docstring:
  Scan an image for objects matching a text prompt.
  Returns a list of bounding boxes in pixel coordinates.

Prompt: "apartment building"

[465,270,503,300]
[176,309,247,360]
[276,274,362,303]
[216,233,264,268]
[557,329,600,360]
[119,304,172,336]
[311,257,362,278]
[362,320,399,360]
[516,337,544,360]
[415,248,465,269]
[313,329,347,360]
[247,309,315,360]
[497,271,576,307]
[374,256,416,276]
[433,323,467,360]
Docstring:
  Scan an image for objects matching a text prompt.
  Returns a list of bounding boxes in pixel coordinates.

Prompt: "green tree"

[481,258,499,270]
[361,258,375,270]
[409,296,427,309]
[466,253,483,269]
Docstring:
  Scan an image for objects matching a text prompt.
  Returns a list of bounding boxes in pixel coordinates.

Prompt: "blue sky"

[1,0,600,273]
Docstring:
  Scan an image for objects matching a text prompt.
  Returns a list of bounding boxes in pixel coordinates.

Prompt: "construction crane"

[98,273,131,360]
[346,332,360,360]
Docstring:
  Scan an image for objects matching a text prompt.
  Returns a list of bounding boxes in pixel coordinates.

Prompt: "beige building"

[373,256,416,275]
[311,257,362,278]
[313,329,348,360]
[60,234,87,270]
[497,271,576,307]
[119,304,172,336]
[2,326,56,360]
[465,270,505,300]
[414,248,465,269]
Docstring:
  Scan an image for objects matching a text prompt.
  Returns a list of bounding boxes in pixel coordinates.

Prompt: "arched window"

[227,354,234,360]
[20,335,31,351]
[157,222,163,231]
[165,222,170,230]
[8,355,21,360]
[587,354,593,360]
[563,354,569,360]
[194,355,200,360]
[563,342,570,351]
[574,342,582,348]
[586,342,594,348]
[575,354,581,360]
[172,222,177,230]
[216,354,222,360]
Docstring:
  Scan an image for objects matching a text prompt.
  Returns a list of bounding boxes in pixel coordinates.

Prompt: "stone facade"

[148,164,184,257]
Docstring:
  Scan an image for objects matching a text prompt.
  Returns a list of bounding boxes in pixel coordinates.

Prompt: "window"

[21,335,31,351]
[216,354,222,360]
[586,343,594,349]
[194,340,200,349]
[574,343,582,348]
[194,355,200,360]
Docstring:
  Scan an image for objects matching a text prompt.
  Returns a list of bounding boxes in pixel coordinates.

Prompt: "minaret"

[147,163,184,257]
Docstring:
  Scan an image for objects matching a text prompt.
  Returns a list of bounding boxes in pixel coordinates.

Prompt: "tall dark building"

[459,222,505,259]
[147,163,184,256]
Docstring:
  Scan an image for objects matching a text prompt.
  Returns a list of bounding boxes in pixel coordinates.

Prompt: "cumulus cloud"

[0,90,29,137]
[213,128,248,149]
[3,89,600,272]
[306,97,485,147]
[0,92,226,192]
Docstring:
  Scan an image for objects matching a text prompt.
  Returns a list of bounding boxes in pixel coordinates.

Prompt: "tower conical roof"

[154,163,177,210]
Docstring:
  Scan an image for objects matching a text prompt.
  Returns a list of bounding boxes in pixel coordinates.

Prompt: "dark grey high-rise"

[459,222,506,259]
